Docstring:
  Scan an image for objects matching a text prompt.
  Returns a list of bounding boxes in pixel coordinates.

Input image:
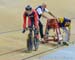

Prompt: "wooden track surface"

[0,0,75,60]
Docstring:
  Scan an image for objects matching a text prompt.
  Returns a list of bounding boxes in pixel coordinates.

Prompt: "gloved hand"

[22,29,26,33]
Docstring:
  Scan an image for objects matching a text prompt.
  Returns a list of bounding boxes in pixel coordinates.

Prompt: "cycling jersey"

[23,9,39,29]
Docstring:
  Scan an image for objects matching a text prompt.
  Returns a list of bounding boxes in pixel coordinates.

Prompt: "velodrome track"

[0,0,75,60]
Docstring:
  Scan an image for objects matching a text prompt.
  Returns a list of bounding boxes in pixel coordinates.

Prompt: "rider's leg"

[62,27,69,42]
[45,26,50,36]
[56,28,63,42]
[39,20,44,39]
[34,28,39,39]
[44,26,51,41]
[34,28,39,51]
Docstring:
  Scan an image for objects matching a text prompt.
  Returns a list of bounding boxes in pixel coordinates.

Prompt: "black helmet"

[25,5,32,11]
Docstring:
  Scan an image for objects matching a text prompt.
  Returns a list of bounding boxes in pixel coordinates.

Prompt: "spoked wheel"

[34,37,39,51]
[27,33,33,52]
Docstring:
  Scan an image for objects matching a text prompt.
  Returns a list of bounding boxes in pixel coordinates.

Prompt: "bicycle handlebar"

[25,27,35,31]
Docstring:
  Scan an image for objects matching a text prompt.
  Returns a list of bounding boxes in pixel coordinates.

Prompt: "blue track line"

[39,45,75,60]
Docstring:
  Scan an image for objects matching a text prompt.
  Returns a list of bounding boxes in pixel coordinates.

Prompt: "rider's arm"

[41,13,49,19]
[45,8,56,18]
[23,12,27,29]
[68,19,71,30]
[34,10,39,28]
[68,24,71,31]
[48,12,56,18]
[68,21,71,31]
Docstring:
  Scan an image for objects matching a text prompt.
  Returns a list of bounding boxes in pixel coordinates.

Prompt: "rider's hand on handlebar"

[22,29,26,33]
